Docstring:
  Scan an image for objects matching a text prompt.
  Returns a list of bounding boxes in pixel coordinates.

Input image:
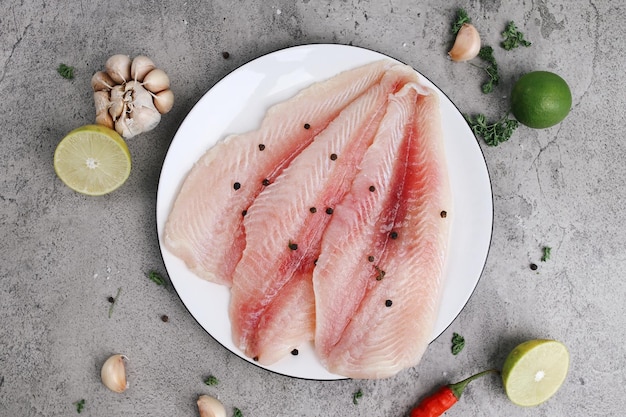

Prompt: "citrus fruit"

[501,339,570,407]
[510,71,572,129]
[53,124,131,196]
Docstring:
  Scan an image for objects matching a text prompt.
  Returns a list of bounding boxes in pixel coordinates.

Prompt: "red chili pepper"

[410,369,498,417]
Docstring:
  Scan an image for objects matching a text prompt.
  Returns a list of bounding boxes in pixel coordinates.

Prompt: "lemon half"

[502,339,570,407]
[54,125,131,196]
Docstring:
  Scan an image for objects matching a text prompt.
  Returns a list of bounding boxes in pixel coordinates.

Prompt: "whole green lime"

[510,71,572,129]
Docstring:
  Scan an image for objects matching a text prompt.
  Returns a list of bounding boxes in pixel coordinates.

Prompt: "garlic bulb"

[101,354,128,393]
[448,23,481,62]
[197,395,227,417]
[92,54,174,138]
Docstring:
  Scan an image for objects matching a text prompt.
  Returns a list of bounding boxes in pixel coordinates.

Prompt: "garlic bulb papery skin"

[114,81,161,138]
[101,354,128,393]
[197,395,227,417]
[448,23,481,62]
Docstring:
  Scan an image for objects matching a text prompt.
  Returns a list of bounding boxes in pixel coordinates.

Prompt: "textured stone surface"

[0,1,623,416]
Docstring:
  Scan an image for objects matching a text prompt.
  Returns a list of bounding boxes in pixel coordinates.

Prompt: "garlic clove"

[153,89,174,114]
[94,91,114,129]
[142,68,170,93]
[109,85,126,120]
[96,111,114,129]
[131,55,156,82]
[91,71,116,92]
[448,23,481,62]
[101,354,128,393]
[197,395,227,417]
[105,54,132,84]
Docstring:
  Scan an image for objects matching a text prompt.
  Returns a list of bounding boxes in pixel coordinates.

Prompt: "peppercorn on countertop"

[0,1,623,416]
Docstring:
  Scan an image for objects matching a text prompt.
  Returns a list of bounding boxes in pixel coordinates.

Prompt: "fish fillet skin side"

[230,65,420,363]
[163,60,395,286]
[313,82,452,379]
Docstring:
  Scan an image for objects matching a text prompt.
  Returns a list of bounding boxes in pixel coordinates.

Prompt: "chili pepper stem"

[448,369,499,400]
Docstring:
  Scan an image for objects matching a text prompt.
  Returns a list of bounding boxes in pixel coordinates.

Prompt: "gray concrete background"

[0,0,623,416]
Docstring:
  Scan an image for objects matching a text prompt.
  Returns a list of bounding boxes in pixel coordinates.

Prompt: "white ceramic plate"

[156,44,492,380]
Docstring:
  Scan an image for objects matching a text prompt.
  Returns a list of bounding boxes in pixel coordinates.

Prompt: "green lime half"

[54,124,131,196]
[502,339,570,407]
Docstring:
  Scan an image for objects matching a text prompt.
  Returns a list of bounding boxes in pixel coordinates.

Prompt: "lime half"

[54,124,131,196]
[502,339,570,407]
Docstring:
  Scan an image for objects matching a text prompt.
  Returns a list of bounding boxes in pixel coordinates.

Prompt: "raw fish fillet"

[230,65,420,364]
[313,82,451,379]
[163,60,395,286]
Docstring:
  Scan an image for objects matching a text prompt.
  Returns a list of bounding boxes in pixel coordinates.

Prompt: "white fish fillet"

[163,60,395,286]
[313,82,452,379]
[229,65,420,364]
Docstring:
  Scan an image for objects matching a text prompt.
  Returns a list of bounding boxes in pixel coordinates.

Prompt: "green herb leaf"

[204,375,219,386]
[352,389,363,405]
[74,399,85,414]
[108,287,122,318]
[57,63,75,80]
[541,246,552,262]
[501,21,532,50]
[233,407,243,417]
[451,332,465,355]
[464,113,519,146]
[477,46,500,93]
[451,9,471,34]
[148,270,166,286]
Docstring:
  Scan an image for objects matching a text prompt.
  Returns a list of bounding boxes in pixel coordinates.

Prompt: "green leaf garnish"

[464,113,519,147]
[477,46,500,93]
[74,399,85,413]
[148,270,166,286]
[204,375,219,386]
[57,63,75,80]
[233,408,243,417]
[541,246,552,262]
[352,389,363,405]
[452,9,471,34]
[451,332,465,355]
[501,21,532,50]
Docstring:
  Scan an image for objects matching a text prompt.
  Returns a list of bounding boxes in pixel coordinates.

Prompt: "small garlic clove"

[448,23,481,62]
[96,111,114,129]
[109,85,125,120]
[153,89,174,114]
[94,91,111,114]
[131,55,156,82]
[91,71,116,92]
[197,395,227,417]
[105,54,132,84]
[142,68,170,93]
[94,91,114,129]
[101,354,128,393]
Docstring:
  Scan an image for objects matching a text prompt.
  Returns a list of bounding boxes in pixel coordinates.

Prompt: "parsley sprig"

[352,389,363,405]
[73,399,85,413]
[501,21,532,50]
[451,9,471,34]
[148,270,167,286]
[57,63,74,80]
[541,246,552,262]
[465,113,519,147]
[204,375,219,386]
[451,332,465,355]
[477,46,500,94]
